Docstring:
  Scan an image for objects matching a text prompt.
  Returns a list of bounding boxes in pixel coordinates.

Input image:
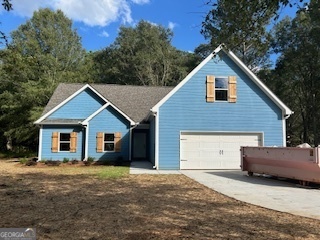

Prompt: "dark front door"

[133,131,147,160]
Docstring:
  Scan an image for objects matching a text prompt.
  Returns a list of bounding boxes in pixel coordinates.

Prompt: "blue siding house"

[35,45,293,169]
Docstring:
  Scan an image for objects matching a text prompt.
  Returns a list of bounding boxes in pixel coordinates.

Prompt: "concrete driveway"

[130,162,320,220]
[181,170,320,220]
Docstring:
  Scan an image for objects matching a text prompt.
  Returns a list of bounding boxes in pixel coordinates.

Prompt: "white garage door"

[180,132,262,169]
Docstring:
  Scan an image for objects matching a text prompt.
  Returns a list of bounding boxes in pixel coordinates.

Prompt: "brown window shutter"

[96,132,103,152]
[114,132,122,153]
[70,132,77,153]
[51,132,59,153]
[206,75,215,102]
[228,76,237,103]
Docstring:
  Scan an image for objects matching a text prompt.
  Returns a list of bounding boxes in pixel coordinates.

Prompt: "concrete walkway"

[130,161,181,174]
[130,162,320,220]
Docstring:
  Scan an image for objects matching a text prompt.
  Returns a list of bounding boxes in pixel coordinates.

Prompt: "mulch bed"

[0,160,319,239]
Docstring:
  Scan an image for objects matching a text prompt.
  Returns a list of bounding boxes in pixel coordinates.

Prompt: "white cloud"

[99,30,110,38]
[131,0,150,4]
[168,21,177,30]
[9,0,149,27]
[10,0,52,17]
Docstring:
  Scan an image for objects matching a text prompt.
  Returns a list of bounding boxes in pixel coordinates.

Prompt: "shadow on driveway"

[181,170,320,220]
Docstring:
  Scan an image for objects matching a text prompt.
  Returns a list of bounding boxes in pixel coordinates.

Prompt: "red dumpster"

[241,146,320,184]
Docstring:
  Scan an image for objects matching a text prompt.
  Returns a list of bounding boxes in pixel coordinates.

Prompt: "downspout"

[38,126,43,161]
[84,123,89,160]
[154,111,159,169]
[283,113,292,147]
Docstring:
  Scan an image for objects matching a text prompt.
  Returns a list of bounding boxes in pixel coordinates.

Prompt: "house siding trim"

[151,44,293,117]
[35,84,136,126]
[38,126,43,161]
[82,102,136,126]
[226,50,292,116]
[152,49,219,113]
[84,123,89,160]
[155,112,160,169]
[179,130,264,142]
[35,84,90,124]
[282,118,287,147]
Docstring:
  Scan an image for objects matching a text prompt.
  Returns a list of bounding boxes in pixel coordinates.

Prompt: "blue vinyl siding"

[158,53,284,170]
[48,89,105,119]
[41,125,84,160]
[87,106,130,161]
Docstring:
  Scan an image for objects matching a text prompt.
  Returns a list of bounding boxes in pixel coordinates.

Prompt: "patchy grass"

[0,160,320,240]
[96,166,129,179]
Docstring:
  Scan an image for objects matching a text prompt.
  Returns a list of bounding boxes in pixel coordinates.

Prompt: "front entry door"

[133,132,147,159]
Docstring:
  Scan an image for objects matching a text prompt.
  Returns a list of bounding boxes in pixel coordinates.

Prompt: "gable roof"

[37,83,174,124]
[152,44,293,117]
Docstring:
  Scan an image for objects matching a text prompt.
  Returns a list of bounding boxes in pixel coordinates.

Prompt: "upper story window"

[206,75,237,103]
[215,77,228,101]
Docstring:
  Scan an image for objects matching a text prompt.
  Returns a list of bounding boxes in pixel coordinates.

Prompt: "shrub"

[19,157,28,164]
[71,159,79,164]
[25,159,37,166]
[84,156,95,166]
[45,160,61,166]
[62,157,69,163]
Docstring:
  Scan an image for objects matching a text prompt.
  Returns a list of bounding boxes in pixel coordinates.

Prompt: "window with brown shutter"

[228,76,237,103]
[51,132,59,153]
[70,132,77,152]
[206,75,215,102]
[206,75,237,103]
[114,132,122,152]
[96,132,122,152]
[96,132,104,153]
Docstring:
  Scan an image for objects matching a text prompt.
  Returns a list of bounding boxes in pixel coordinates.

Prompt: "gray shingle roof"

[42,83,174,123]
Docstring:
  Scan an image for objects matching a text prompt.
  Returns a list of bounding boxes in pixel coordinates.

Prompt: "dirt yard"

[0,160,320,240]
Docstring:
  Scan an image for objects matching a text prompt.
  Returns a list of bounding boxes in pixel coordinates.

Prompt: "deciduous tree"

[93,20,198,86]
[0,8,88,150]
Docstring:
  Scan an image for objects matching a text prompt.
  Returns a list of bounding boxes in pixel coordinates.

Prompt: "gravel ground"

[0,160,320,239]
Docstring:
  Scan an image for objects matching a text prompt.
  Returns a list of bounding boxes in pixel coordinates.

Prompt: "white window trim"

[103,133,115,152]
[215,76,228,102]
[59,132,71,152]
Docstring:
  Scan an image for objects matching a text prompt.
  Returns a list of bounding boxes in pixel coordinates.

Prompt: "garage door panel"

[180,132,261,169]
[201,142,220,149]
[200,150,219,158]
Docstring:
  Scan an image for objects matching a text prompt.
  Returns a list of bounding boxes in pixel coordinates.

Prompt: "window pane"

[104,143,115,151]
[215,90,228,101]
[215,77,228,89]
[60,133,70,141]
[60,143,70,151]
[104,134,114,141]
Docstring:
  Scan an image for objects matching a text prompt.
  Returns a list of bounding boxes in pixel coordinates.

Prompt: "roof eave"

[224,49,293,116]
[151,44,224,113]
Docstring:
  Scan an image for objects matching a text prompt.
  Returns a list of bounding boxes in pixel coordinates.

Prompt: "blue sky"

[0,0,211,52]
[0,0,301,53]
